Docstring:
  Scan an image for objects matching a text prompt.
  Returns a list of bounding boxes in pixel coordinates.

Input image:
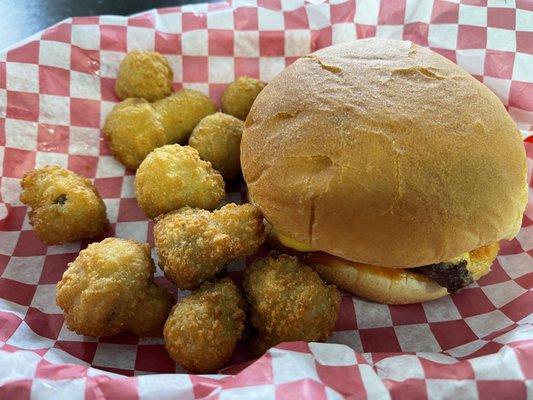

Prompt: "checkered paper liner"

[0,0,532,398]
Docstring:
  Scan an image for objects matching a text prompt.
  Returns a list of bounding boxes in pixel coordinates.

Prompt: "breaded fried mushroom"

[103,98,167,170]
[154,203,265,290]
[135,145,225,219]
[127,283,174,337]
[189,112,244,180]
[19,165,108,245]
[153,89,217,144]
[243,253,341,355]
[56,238,154,337]
[115,50,173,101]
[221,77,265,120]
[164,278,246,373]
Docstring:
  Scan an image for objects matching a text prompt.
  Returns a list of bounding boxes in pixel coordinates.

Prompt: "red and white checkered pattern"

[0,0,532,398]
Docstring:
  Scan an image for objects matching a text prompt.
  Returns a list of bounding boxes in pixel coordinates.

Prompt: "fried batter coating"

[221,77,265,120]
[153,89,217,144]
[115,50,173,101]
[243,253,341,355]
[127,283,174,337]
[103,98,167,170]
[19,166,108,245]
[163,278,246,373]
[135,145,225,219]
[154,203,265,290]
[189,112,244,180]
[56,238,155,337]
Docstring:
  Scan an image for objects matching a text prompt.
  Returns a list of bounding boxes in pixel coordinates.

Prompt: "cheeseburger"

[241,38,527,305]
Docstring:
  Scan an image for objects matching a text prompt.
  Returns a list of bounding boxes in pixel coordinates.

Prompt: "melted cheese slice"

[275,230,316,252]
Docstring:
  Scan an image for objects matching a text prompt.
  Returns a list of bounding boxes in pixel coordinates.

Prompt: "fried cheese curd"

[221,77,265,120]
[115,50,173,101]
[154,203,265,290]
[243,253,341,355]
[163,278,246,373]
[103,98,167,170]
[56,238,172,337]
[135,145,225,219]
[189,112,244,180]
[19,166,108,245]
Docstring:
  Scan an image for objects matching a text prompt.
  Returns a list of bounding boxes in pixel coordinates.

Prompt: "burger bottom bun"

[266,230,499,305]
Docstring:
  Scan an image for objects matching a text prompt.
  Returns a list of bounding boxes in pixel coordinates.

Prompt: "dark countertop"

[0,0,212,51]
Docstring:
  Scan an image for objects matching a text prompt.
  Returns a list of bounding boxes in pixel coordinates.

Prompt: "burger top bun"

[241,38,527,268]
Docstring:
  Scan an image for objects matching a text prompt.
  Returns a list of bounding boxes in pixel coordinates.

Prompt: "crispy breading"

[56,238,154,337]
[221,77,265,120]
[243,253,341,355]
[154,203,265,290]
[153,89,217,144]
[163,278,246,373]
[19,165,108,245]
[127,283,174,337]
[103,98,167,170]
[135,145,225,219]
[115,50,173,101]
[189,112,244,180]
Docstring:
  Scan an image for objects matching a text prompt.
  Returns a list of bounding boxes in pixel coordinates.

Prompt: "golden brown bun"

[310,256,447,305]
[267,230,499,304]
[306,243,498,304]
[241,38,527,268]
